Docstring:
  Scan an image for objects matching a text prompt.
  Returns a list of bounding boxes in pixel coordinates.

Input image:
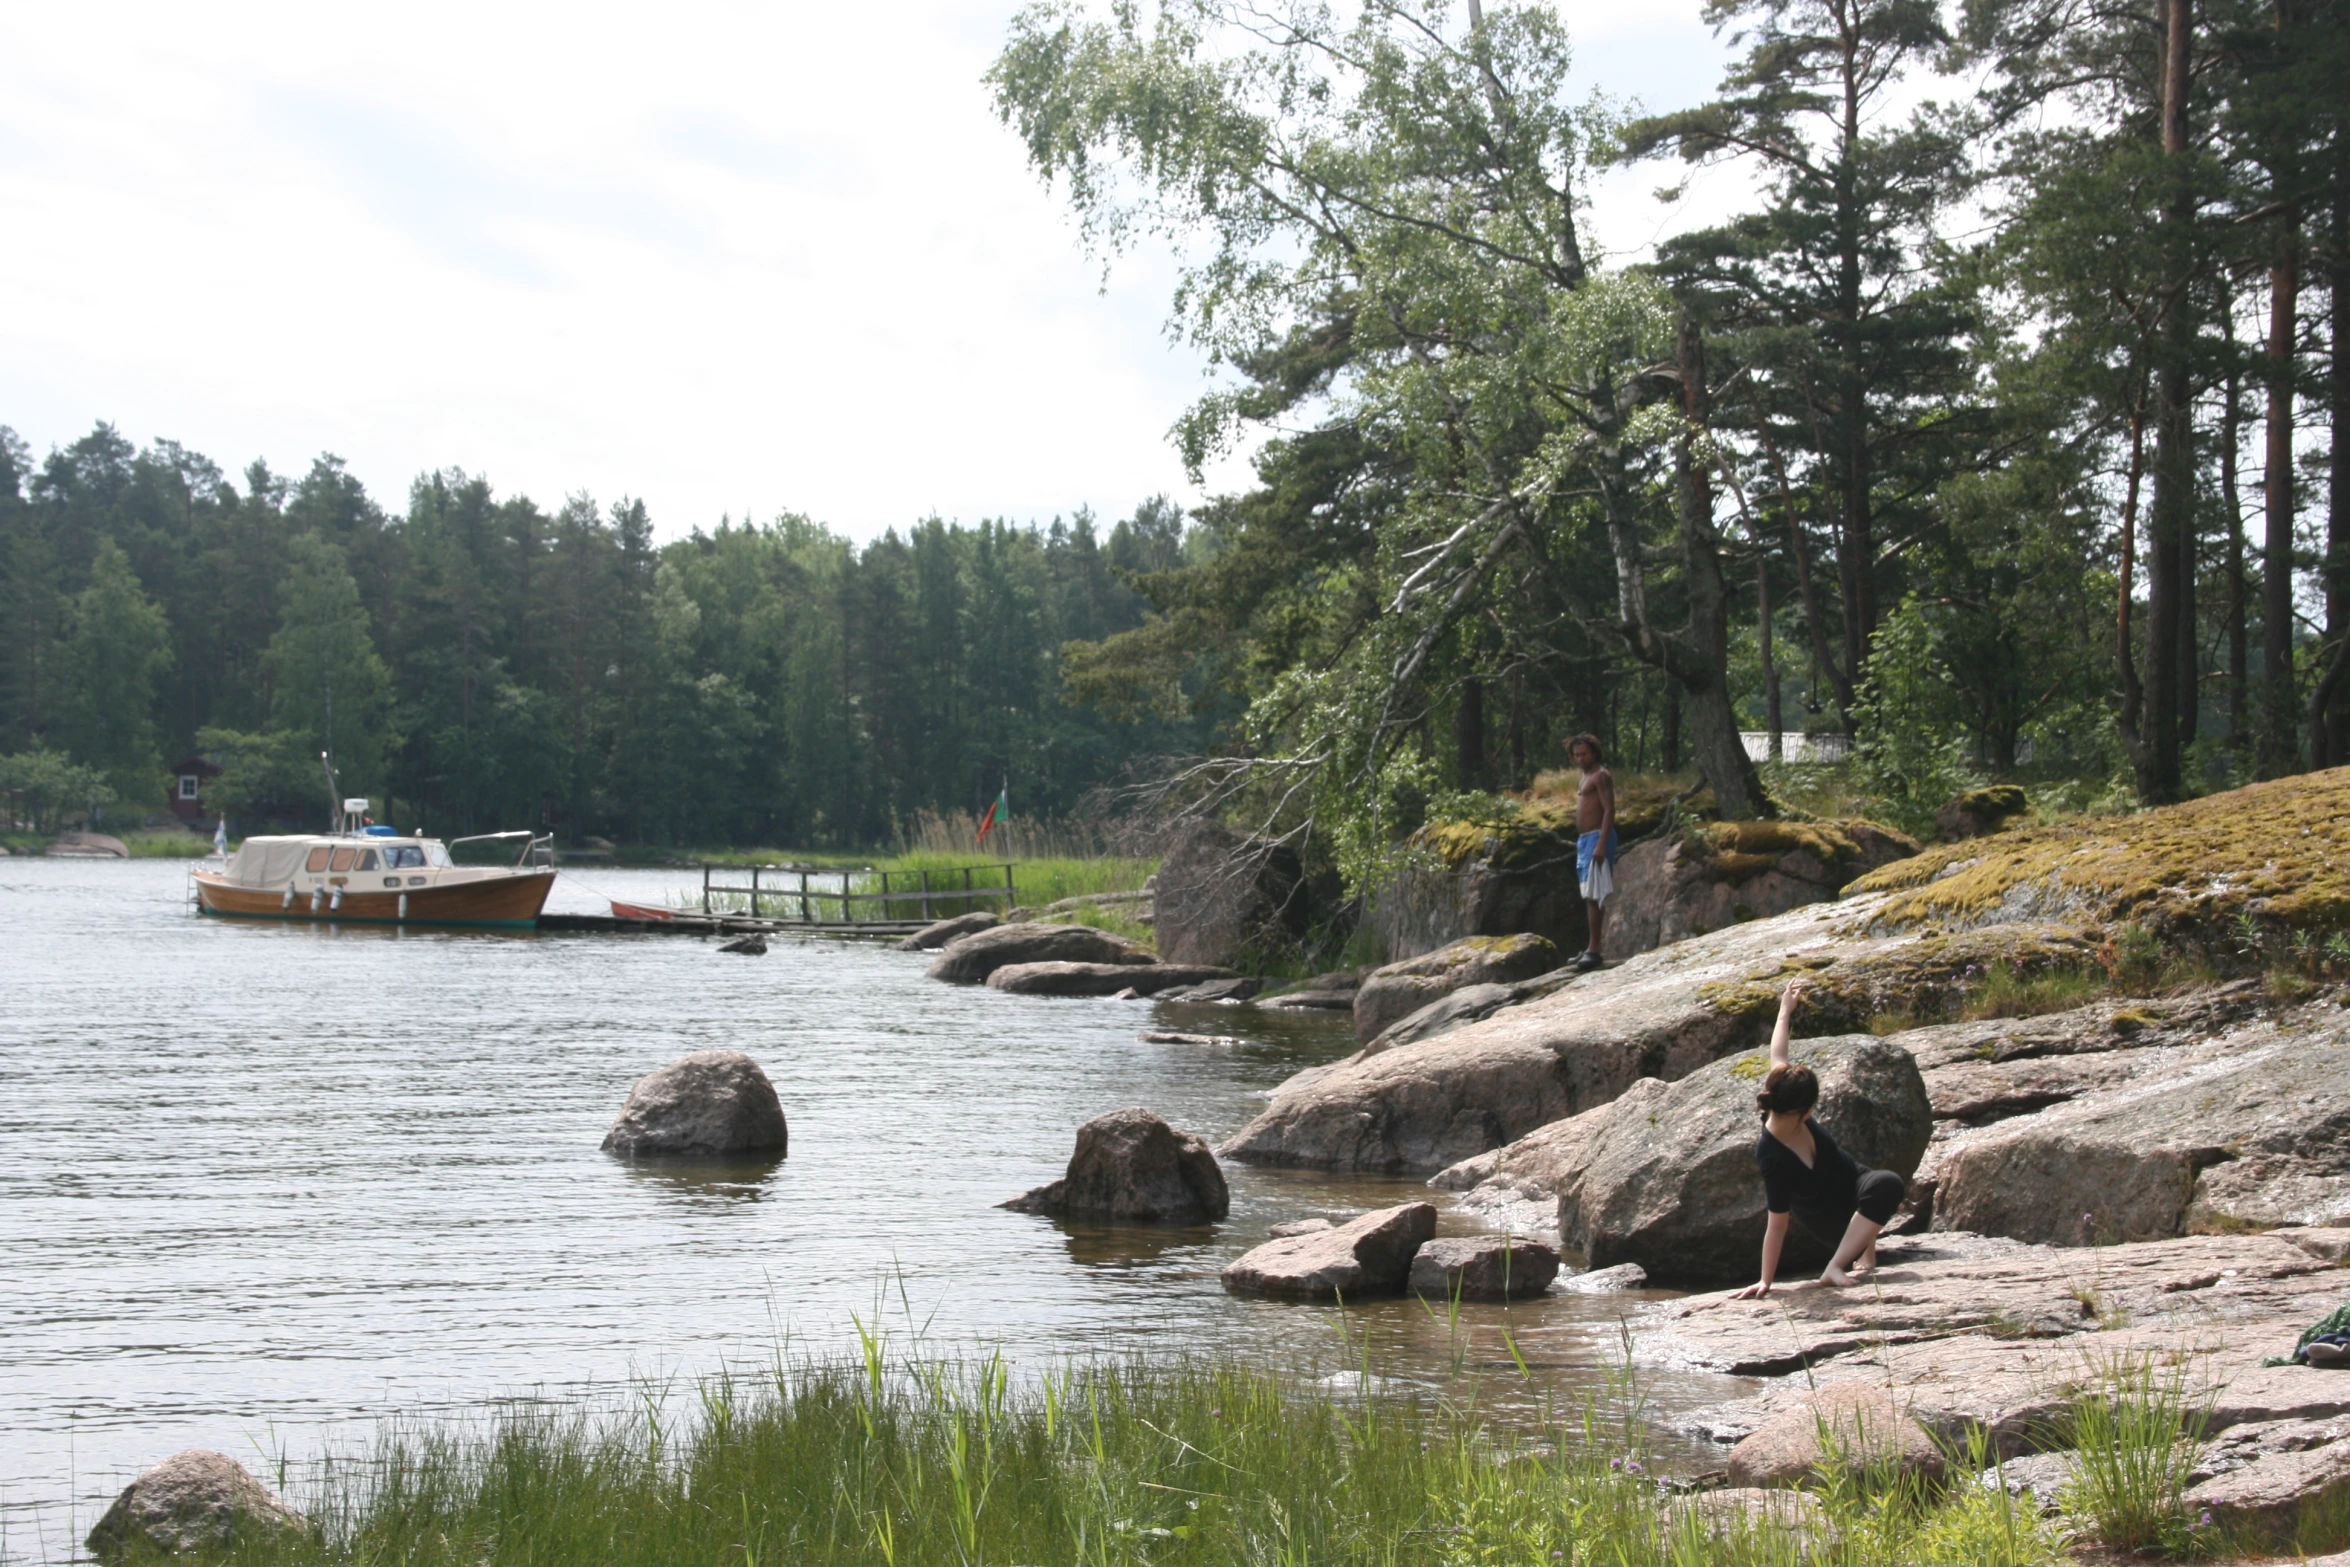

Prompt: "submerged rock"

[926,923,1157,985]
[86,1450,305,1561]
[1556,1036,1933,1284]
[985,961,1238,997]
[1157,976,1264,1003]
[716,932,768,955]
[1221,1201,1436,1300]
[1558,1262,1648,1294]
[895,911,1000,951]
[602,1050,789,1160]
[1406,1235,1559,1300]
[1001,1107,1228,1222]
[1259,988,1357,1011]
[1352,934,1561,1043]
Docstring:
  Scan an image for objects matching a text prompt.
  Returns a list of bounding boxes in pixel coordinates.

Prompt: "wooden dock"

[534,860,1016,938]
[535,912,926,937]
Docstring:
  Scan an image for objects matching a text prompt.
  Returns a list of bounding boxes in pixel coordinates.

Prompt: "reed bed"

[203,1344,2086,1567]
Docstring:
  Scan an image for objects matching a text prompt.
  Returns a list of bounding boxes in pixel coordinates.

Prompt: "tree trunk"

[2141,0,2196,803]
[2262,199,2302,773]
[1669,315,1766,814]
[1455,674,1487,789]
[2221,361,2249,750]
[2315,136,2350,766]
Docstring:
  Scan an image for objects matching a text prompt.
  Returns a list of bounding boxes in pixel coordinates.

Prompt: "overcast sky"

[0,2,1744,543]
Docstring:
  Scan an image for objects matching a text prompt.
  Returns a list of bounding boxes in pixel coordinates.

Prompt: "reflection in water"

[0,860,1755,1565]
[618,1155,787,1203]
[1052,1217,1220,1269]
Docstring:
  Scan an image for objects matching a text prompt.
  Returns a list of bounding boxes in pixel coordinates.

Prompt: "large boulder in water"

[1555,1036,1932,1284]
[926,922,1158,984]
[1352,933,1561,1043]
[1001,1107,1229,1222]
[896,910,1000,951]
[1601,819,1917,964]
[602,1050,789,1160]
[1153,819,1317,968]
[986,961,1238,997]
[86,1450,306,1561]
[1220,1201,1437,1299]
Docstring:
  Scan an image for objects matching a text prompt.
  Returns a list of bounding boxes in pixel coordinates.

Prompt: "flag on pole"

[213,816,228,858]
[975,783,1008,846]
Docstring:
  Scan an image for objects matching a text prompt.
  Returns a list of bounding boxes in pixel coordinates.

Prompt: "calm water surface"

[0,858,1754,1560]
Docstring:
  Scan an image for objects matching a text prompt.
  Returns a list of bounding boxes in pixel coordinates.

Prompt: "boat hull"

[193,869,557,929]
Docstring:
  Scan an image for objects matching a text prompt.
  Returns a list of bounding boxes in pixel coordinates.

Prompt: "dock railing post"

[1005,862,1015,910]
[702,863,711,916]
[799,869,809,923]
[920,867,933,923]
[750,864,761,922]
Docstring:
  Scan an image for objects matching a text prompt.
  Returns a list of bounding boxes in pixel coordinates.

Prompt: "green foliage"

[0,748,114,832]
[56,537,171,804]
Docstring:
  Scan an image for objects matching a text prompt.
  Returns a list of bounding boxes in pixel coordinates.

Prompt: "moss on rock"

[1698,924,2104,1033]
[1848,767,2350,960]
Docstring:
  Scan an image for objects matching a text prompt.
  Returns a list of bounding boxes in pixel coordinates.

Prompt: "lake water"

[0,857,1756,1561]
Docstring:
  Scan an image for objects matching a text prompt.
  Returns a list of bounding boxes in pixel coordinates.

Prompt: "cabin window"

[358,850,379,871]
[178,775,199,800]
[305,847,331,872]
[329,848,357,872]
[383,845,425,869]
[382,877,401,887]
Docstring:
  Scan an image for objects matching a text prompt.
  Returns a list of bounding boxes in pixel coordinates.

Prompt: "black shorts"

[1791,1169,1907,1240]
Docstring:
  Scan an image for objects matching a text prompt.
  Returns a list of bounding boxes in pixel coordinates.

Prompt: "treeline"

[992,0,2349,870]
[0,423,1205,843]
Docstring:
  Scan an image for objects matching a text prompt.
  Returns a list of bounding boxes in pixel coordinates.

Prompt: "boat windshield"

[425,841,455,869]
[381,845,427,869]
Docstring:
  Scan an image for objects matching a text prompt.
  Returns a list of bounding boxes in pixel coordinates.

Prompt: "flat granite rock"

[2184,1439,2350,1541]
[1351,934,1561,1043]
[985,961,1236,997]
[1725,1383,1944,1488]
[1221,903,1878,1175]
[1221,1201,1436,1300]
[1645,1232,2336,1375]
[1929,1001,2350,1243]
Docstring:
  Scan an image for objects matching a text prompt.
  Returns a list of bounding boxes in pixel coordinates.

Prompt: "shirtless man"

[1728,978,1907,1297]
[1569,734,1614,971]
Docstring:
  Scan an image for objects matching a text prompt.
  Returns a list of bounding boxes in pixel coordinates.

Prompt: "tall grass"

[200,1344,2082,1567]
[861,850,1156,912]
[2059,1352,2210,1555]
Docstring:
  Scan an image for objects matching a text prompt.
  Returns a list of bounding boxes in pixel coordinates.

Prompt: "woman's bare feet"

[1818,1265,1858,1287]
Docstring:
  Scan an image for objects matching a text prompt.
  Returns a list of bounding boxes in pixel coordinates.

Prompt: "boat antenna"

[321,751,341,829]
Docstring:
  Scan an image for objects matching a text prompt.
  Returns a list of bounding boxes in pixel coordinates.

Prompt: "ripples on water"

[0,859,1753,1560]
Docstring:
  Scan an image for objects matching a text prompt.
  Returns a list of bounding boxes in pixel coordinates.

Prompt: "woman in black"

[1728,978,1907,1298]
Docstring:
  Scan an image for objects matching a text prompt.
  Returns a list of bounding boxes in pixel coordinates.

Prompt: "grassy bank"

[202,1348,2106,1567]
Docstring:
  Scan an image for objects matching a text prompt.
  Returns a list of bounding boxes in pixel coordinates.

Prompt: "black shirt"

[1756,1119,1862,1236]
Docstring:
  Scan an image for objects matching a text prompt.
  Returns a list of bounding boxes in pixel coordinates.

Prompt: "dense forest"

[983,0,2348,882]
[6,0,2347,870]
[0,424,1206,843]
